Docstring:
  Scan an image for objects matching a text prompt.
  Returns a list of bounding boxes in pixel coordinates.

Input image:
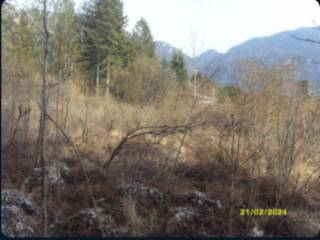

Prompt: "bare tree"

[190,32,199,98]
[105,58,111,97]
[35,0,50,236]
[96,54,100,96]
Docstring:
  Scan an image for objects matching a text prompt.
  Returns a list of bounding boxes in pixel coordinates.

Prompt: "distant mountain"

[155,41,222,74]
[155,41,185,61]
[195,49,223,77]
[155,27,320,93]
[155,41,193,72]
[212,27,320,88]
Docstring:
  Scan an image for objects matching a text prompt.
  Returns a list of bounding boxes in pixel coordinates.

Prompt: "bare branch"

[291,34,320,45]
[45,111,107,237]
[103,121,208,169]
[35,102,107,237]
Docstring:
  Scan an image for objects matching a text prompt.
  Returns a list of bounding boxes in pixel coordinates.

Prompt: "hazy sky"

[120,0,320,55]
[66,0,320,55]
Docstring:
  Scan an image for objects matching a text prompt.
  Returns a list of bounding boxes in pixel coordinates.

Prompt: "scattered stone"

[187,191,222,209]
[2,190,40,215]
[1,206,34,237]
[116,182,163,204]
[22,160,71,192]
[51,207,116,237]
[166,207,196,234]
[169,207,196,221]
[1,190,39,237]
[248,222,264,237]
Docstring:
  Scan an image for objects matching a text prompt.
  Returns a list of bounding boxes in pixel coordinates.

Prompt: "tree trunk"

[105,60,111,97]
[193,70,197,98]
[23,73,32,142]
[96,54,100,97]
[54,68,62,202]
[9,51,16,140]
[37,0,49,236]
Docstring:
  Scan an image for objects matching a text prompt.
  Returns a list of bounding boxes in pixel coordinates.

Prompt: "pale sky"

[120,0,320,55]
[16,0,320,56]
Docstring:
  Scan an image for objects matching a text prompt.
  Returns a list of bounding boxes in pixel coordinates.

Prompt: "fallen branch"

[103,122,207,169]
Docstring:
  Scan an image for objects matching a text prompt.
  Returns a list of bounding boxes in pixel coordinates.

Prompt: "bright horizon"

[121,0,320,55]
[14,0,320,55]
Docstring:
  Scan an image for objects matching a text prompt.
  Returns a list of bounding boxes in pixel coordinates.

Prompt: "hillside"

[156,27,320,92]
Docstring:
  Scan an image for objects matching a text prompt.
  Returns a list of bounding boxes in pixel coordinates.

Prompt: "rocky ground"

[2,141,320,237]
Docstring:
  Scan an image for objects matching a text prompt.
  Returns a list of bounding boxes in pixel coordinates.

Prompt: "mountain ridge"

[155,27,320,92]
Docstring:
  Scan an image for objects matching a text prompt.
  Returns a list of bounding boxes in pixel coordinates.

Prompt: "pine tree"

[132,18,155,58]
[50,0,78,81]
[80,0,128,96]
[170,51,188,87]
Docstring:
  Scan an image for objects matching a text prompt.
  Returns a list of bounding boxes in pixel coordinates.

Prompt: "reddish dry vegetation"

[2,58,320,238]
[2,130,320,237]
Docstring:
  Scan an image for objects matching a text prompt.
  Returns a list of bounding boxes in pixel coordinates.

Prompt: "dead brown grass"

[2,78,320,237]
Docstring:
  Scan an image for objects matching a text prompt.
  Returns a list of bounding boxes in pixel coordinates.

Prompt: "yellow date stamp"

[240,208,287,216]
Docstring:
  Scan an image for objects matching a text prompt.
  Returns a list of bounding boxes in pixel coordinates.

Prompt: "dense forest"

[1,0,320,237]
